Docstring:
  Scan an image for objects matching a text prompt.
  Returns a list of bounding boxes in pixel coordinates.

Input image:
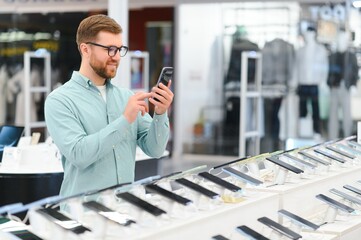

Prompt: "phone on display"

[0,216,43,240]
[211,156,249,170]
[116,192,166,216]
[277,209,319,230]
[82,200,136,226]
[175,178,220,199]
[315,194,355,213]
[236,225,270,240]
[145,184,192,206]
[222,167,263,186]
[36,208,91,234]
[343,184,361,196]
[257,217,302,240]
[211,234,230,240]
[347,140,361,149]
[326,145,355,159]
[329,188,361,206]
[283,153,317,169]
[212,235,229,240]
[313,148,346,163]
[154,67,173,102]
[298,151,330,166]
[198,171,242,192]
[265,156,304,174]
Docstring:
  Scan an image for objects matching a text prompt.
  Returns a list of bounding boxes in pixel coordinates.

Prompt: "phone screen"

[0,217,43,240]
[145,184,192,206]
[116,192,166,216]
[236,225,270,240]
[258,217,302,240]
[175,178,219,199]
[198,171,242,192]
[36,208,91,234]
[278,209,319,230]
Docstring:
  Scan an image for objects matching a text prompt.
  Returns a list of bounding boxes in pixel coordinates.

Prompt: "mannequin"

[293,27,329,138]
[262,38,295,151]
[7,65,42,125]
[327,30,359,139]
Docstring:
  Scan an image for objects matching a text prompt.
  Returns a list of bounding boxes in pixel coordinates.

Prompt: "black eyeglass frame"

[86,42,128,57]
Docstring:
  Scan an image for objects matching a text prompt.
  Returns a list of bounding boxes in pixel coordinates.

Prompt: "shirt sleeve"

[136,112,170,158]
[45,94,131,170]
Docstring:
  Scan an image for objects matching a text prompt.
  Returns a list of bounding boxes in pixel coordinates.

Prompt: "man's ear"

[79,43,89,56]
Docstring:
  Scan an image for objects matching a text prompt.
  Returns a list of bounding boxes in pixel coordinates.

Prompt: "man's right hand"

[123,92,152,123]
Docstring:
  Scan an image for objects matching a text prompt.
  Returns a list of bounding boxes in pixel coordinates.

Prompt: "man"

[44,14,173,198]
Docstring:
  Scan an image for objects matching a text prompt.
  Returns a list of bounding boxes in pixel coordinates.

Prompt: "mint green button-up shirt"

[44,71,170,198]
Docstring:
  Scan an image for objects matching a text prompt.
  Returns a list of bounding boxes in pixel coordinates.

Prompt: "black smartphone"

[236,225,270,240]
[329,188,361,205]
[211,234,230,240]
[115,192,166,216]
[265,156,304,174]
[211,156,249,170]
[343,184,361,196]
[0,216,43,240]
[36,208,91,234]
[257,216,302,240]
[82,201,135,226]
[222,167,263,186]
[154,67,173,102]
[278,209,319,230]
[298,151,330,166]
[175,178,220,199]
[145,184,192,206]
[313,149,346,163]
[198,171,242,192]
[315,194,355,213]
[326,145,355,159]
[283,153,317,169]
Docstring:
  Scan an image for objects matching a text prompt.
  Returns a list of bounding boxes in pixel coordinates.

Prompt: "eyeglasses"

[86,42,128,57]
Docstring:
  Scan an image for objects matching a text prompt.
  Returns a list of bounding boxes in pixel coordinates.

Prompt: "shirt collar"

[71,71,111,88]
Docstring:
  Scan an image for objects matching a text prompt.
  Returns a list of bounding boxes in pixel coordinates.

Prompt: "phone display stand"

[273,166,288,185]
[247,161,260,176]
[323,206,338,223]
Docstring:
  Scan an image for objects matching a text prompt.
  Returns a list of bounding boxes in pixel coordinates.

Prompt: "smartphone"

[236,225,270,240]
[175,178,220,199]
[298,151,330,166]
[116,192,166,216]
[315,194,355,213]
[211,235,230,240]
[343,184,361,196]
[257,217,302,240]
[36,208,91,234]
[0,216,43,240]
[211,156,249,170]
[154,67,173,102]
[82,201,136,226]
[313,149,346,163]
[326,145,355,159]
[265,156,304,174]
[283,153,317,169]
[329,188,361,205]
[145,184,192,206]
[222,167,263,186]
[347,140,361,149]
[337,144,361,156]
[198,171,242,192]
[278,209,319,230]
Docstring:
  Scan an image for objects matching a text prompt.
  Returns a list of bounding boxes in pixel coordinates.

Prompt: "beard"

[90,57,119,79]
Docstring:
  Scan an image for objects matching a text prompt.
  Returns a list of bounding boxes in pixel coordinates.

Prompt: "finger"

[135,91,152,100]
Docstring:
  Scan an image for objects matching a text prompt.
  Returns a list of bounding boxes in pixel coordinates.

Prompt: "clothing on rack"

[261,38,295,150]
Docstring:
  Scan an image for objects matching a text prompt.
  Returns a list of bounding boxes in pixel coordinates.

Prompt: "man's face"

[88,31,122,79]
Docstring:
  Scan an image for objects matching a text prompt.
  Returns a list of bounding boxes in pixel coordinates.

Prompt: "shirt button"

[155,119,159,122]
[113,145,115,148]
[158,134,161,137]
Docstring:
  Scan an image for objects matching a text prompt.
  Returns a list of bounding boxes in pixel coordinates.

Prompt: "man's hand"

[124,92,152,123]
[149,80,174,115]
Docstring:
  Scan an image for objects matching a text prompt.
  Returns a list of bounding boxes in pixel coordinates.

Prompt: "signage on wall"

[0,0,107,13]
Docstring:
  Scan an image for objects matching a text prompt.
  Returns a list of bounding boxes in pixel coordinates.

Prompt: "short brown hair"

[76,14,122,47]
